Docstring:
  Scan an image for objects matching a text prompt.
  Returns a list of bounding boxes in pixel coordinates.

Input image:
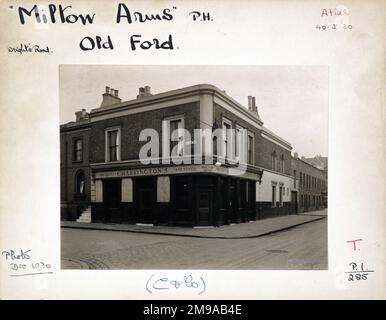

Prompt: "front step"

[76,207,91,223]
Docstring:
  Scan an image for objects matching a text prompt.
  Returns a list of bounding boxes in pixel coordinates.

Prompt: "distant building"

[292,154,328,213]
[301,155,328,171]
[60,84,327,226]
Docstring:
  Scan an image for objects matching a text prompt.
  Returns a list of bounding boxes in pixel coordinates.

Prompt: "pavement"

[61,209,327,239]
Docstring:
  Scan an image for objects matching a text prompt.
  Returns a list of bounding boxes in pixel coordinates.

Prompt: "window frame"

[222,117,233,160]
[271,151,277,171]
[247,131,255,165]
[72,137,83,162]
[105,126,121,162]
[162,114,185,159]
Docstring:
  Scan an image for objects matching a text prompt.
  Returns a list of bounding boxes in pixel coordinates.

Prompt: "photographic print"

[0,0,384,300]
[60,65,328,270]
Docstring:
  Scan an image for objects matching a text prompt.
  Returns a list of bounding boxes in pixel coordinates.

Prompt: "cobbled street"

[61,218,327,270]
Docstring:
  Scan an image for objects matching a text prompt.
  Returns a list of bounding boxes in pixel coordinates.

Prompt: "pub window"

[105,127,121,162]
[247,133,254,165]
[272,185,276,207]
[73,138,83,162]
[75,171,85,195]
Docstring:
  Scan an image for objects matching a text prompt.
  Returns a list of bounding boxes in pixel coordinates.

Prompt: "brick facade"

[60,84,327,225]
[291,156,327,213]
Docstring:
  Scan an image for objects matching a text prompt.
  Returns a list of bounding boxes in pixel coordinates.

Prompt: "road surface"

[61,218,327,270]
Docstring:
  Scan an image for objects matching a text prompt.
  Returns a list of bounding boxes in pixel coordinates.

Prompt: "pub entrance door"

[103,179,122,223]
[196,188,213,226]
[135,177,156,224]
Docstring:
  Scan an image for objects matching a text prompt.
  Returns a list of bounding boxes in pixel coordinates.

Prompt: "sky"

[59,65,328,158]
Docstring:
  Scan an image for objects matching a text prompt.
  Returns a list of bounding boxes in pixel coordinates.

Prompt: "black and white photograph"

[60,65,328,270]
[1,0,384,301]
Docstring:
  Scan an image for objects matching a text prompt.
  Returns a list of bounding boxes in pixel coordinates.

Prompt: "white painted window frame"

[222,117,233,160]
[247,131,255,165]
[162,114,185,159]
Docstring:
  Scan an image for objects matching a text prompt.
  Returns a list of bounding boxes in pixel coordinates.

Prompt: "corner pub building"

[60,84,327,226]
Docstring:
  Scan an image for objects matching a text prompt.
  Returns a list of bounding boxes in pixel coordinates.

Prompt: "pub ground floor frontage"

[92,175,261,227]
[90,164,286,227]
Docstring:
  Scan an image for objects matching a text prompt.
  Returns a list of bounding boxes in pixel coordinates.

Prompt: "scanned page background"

[0,0,384,299]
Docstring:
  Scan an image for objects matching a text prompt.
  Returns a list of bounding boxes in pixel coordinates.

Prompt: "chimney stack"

[137,86,152,99]
[100,86,122,107]
[248,96,253,111]
[252,97,256,112]
[247,95,261,120]
[75,108,89,122]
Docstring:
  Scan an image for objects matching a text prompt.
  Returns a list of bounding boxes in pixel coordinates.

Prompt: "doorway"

[196,188,213,226]
[135,177,156,224]
[103,179,122,223]
[291,191,298,214]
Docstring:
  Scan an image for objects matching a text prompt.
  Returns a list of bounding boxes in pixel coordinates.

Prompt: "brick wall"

[255,134,292,175]
[60,127,91,204]
[90,102,200,163]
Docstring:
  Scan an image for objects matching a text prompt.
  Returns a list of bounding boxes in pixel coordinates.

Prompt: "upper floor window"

[293,170,297,188]
[280,155,285,173]
[162,115,185,159]
[223,119,232,160]
[247,133,254,165]
[271,151,277,171]
[73,138,83,162]
[105,127,121,162]
[169,118,184,157]
[235,126,243,161]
